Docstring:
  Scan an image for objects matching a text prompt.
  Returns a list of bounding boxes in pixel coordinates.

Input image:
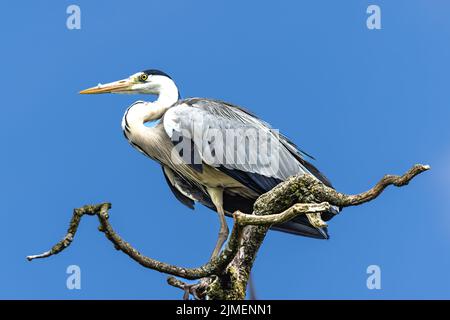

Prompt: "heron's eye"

[139,74,148,82]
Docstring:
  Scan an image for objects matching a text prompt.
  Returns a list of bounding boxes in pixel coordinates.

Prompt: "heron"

[80,69,338,259]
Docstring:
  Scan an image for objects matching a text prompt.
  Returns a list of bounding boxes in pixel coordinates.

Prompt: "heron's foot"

[306,212,327,228]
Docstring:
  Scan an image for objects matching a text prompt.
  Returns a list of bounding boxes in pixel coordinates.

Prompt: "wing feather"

[163,98,323,186]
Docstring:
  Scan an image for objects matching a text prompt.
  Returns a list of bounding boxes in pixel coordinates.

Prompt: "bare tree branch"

[27,203,243,280]
[27,163,430,300]
[234,202,331,227]
[321,164,430,207]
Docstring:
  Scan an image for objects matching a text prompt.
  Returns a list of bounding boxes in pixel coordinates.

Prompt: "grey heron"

[80,69,338,259]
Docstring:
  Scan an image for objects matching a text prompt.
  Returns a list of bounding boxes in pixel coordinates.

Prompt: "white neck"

[119,76,179,162]
[122,79,179,130]
[155,78,179,109]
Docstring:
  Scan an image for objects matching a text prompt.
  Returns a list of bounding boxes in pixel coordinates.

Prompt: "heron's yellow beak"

[79,78,134,94]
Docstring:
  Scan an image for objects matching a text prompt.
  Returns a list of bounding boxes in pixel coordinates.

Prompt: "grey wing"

[163,98,321,193]
[163,99,336,239]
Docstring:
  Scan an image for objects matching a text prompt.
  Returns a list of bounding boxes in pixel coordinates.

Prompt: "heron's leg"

[207,187,229,259]
[211,205,229,259]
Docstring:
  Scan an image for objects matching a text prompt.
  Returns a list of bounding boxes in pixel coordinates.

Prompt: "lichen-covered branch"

[27,163,429,300]
[199,163,430,300]
[234,202,331,227]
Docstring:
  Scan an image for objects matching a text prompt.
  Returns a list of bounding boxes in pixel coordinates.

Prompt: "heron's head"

[79,69,177,96]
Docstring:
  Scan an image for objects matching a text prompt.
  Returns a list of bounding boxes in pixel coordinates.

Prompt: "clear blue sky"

[1,0,449,299]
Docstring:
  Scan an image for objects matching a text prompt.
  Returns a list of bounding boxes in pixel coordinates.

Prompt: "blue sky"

[1,0,449,299]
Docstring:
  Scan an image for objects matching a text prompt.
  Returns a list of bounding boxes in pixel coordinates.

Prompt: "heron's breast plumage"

[123,113,254,198]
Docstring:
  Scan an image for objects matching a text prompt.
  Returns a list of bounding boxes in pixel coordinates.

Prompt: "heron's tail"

[271,215,330,239]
